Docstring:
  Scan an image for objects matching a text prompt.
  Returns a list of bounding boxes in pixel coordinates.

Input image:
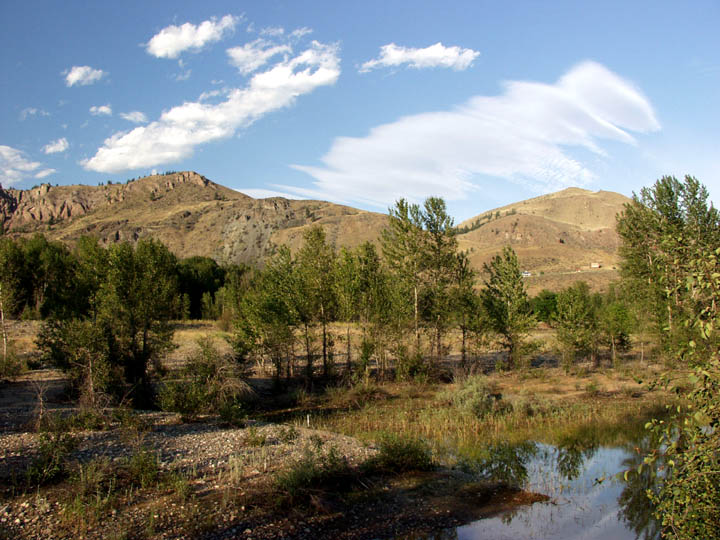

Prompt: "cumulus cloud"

[120,111,148,124]
[64,65,106,86]
[83,40,340,173]
[43,137,69,154]
[90,104,112,116]
[260,26,284,37]
[227,39,292,74]
[146,15,239,59]
[0,145,54,186]
[289,61,660,207]
[360,42,480,72]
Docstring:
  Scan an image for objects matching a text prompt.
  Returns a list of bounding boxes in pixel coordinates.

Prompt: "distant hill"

[457,187,631,293]
[0,173,631,293]
[0,172,388,265]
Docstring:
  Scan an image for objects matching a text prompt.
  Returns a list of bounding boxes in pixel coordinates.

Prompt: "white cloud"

[289,61,660,207]
[90,104,112,116]
[146,14,239,59]
[120,111,148,124]
[360,42,480,72]
[34,168,56,179]
[83,40,341,173]
[227,39,292,75]
[239,188,306,200]
[64,65,106,86]
[260,26,284,37]
[290,28,313,40]
[20,107,49,120]
[0,145,54,186]
[43,137,69,154]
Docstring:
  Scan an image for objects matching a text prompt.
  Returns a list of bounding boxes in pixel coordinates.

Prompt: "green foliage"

[531,289,557,323]
[554,282,600,370]
[159,337,252,421]
[617,175,720,362]
[481,246,536,368]
[438,375,508,418]
[274,445,351,505]
[126,448,160,488]
[26,430,77,486]
[643,246,720,539]
[363,433,433,474]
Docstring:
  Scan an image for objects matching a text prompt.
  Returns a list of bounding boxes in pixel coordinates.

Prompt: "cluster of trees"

[0,234,245,404]
[614,176,719,538]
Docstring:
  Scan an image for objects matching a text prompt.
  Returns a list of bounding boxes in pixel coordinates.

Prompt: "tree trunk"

[414,285,420,351]
[321,305,327,378]
[346,323,352,376]
[461,324,467,369]
[611,335,616,364]
[0,282,7,365]
[304,323,313,387]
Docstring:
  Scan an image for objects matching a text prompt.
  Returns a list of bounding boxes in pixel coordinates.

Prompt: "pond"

[418,437,661,540]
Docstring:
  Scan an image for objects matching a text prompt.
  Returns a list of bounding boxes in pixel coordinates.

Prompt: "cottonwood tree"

[296,226,337,378]
[334,246,361,374]
[554,281,600,369]
[481,246,536,369]
[617,175,720,362]
[381,199,425,350]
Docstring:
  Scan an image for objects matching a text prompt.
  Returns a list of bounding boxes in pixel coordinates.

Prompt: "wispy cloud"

[360,42,480,73]
[83,39,340,173]
[20,107,50,120]
[90,104,112,116]
[43,137,69,154]
[0,145,54,186]
[290,61,660,207]
[120,111,148,124]
[64,65,106,87]
[239,188,307,200]
[146,15,239,59]
[227,39,292,75]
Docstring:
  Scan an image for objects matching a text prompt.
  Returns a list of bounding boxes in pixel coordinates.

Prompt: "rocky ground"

[0,372,541,540]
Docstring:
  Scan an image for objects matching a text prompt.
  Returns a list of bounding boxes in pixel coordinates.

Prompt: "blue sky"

[1,0,718,221]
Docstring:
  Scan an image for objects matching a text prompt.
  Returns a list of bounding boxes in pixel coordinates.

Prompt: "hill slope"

[0,174,631,292]
[0,172,388,265]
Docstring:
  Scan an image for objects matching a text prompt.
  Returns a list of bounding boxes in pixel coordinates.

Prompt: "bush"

[158,338,254,420]
[126,449,159,488]
[274,445,351,504]
[439,375,507,418]
[26,431,77,486]
[364,433,433,474]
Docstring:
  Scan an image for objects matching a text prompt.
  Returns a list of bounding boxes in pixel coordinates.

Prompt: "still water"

[422,438,660,540]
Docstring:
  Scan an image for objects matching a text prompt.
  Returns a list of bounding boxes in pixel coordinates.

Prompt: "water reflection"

[443,436,660,540]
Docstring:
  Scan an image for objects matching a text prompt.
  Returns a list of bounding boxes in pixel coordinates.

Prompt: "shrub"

[274,445,351,504]
[126,449,159,488]
[158,338,254,420]
[439,375,506,418]
[26,431,77,486]
[364,433,433,474]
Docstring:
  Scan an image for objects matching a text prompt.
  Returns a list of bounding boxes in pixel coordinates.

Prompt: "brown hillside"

[0,174,631,293]
[0,172,388,266]
[457,187,631,293]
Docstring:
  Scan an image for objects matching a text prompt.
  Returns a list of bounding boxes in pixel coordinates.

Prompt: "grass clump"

[364,433,434,474]
[26,431,77,486]
[126,448,160,488]
[274,445,351,505]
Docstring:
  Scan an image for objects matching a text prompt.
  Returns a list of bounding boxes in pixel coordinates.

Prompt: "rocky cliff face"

[0,172,386,267]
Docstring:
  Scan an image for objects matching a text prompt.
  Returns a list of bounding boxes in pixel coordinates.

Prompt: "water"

[420,438,661,540]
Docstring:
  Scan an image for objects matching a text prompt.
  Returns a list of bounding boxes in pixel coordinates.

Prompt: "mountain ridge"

[0,173,631,292]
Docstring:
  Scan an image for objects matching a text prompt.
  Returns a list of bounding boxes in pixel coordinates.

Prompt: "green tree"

[296,226,337,378]
[334,246,361,374]
[531,289,557,323]
[451,250,480,369]
[381,199,425,349]
[617,175,720,362]
[481,246,536,369]
[97,239,178,406]
[598,285,636,365]
[554,282,600,369]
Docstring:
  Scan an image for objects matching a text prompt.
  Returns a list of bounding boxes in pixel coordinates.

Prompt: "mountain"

[457,187,631,293]
[0,173,631,293]
[0,172,388,265]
